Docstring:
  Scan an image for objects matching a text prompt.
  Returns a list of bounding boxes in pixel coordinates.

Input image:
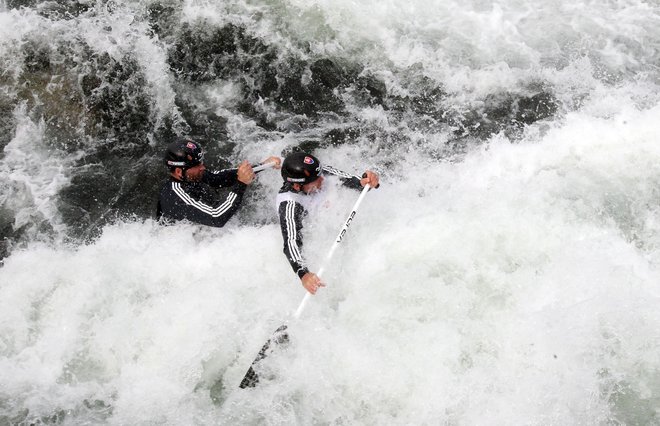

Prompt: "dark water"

[0,0,560,259]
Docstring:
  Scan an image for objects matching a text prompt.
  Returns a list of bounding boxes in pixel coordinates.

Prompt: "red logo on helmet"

[186,142,197,150]
[304,156,314,164]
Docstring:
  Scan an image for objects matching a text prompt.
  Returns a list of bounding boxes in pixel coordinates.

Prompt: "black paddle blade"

[238,366,259,389]
[239,325,289,388]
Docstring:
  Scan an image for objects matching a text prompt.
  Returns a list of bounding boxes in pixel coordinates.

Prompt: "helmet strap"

[171,167,187,182]
[283,182,301,193]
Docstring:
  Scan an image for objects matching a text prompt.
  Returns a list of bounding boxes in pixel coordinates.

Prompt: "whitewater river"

[1,0,659,424]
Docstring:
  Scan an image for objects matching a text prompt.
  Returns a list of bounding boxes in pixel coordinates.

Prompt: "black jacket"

[277,165,362,278]
[157,169,247,228]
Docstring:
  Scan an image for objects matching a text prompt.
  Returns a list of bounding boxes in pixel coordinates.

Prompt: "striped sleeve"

[203,169,238,187]
[322,165,362,190]
[170,181,246,227]
[278,199,309,278]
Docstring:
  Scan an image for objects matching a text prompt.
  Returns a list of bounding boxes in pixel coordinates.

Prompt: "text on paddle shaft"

[336,211,356,243]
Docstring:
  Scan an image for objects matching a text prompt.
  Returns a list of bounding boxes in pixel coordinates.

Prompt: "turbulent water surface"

[1,0,660,424]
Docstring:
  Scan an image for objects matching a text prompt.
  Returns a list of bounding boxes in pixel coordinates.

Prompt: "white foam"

[0,106,72,239]
[2,102,660,423]
[1,0,660,424]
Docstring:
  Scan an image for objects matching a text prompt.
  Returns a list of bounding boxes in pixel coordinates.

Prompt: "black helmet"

[281,152,322,184]
[164,138,204,170]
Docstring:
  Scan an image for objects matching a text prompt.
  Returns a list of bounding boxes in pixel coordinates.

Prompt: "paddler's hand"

[237,161,256,185]
[261,156,282,169]
[361,170,380,189]
[301,272,325,295]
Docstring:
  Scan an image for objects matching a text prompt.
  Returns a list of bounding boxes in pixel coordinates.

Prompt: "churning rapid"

[1,0,660,424]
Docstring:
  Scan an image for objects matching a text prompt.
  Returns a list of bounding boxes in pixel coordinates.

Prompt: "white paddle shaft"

[252,161,277,172]
[293,184,371,319]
